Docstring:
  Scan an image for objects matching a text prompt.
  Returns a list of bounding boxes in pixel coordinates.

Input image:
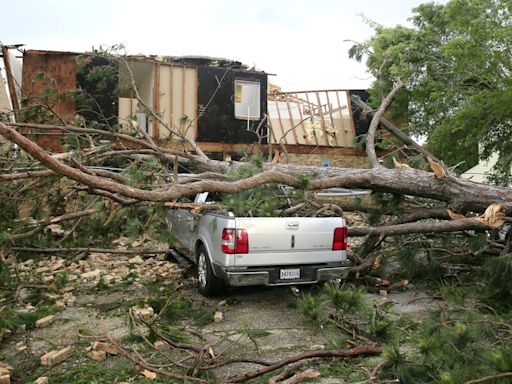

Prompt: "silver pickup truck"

[166,192,351,296]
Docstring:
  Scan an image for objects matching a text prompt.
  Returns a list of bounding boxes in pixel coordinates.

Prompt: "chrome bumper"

[214,262,351,287]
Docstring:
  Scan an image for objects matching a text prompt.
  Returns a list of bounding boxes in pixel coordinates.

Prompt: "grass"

[23,359,172,384]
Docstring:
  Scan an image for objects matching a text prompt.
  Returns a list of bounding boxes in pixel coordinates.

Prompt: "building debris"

[0,363,12,384]
[213,311,223,323]
[86,350,106,362]
[91,341,119,355]
[142,369,157,380]
[131,305,155,319]
[40,346,72,366]
[15,341,26,352]
[35,315,55,329]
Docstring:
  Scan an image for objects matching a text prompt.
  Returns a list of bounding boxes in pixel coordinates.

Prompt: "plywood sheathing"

[21,50,78,152]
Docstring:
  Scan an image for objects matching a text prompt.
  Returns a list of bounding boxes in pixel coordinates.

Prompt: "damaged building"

[1,46,371,168]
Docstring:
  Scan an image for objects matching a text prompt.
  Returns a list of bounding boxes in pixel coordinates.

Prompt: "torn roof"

[21,49,263,72]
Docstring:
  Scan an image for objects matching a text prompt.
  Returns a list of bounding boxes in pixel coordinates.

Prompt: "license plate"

[280,268,300,280]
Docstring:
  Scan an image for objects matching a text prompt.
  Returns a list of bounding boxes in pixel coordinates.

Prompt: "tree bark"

[349,217,492,237]
[224,346,382,383]
[366,79,404,168]
[2,122,512,215]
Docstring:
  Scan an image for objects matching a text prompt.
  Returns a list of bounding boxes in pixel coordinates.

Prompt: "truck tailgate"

[233,217,346,267]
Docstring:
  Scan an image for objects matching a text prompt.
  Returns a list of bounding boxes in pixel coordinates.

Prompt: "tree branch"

[7,209,97,243]
[224,346,382,383]
[366,79,404,168]
[349,217,494,237]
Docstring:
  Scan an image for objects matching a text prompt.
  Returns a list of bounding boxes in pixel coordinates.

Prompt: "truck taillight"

[332,227,348,251]
[221,228,248,254]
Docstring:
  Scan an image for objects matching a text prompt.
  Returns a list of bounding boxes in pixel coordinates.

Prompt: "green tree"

[350,0,512,184]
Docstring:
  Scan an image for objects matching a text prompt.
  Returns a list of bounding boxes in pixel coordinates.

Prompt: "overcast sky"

[1,0,435,91]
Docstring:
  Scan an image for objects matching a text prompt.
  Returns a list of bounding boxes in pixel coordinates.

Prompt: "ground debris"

[35,314,55,329]
[86,349,106,362]
[40,346,72,366]
[91,341,119,355]
[131,305,155,318]
[142,369,157,380]
[214,311,223,323]
[15,341,26,352]
[0,364,12,384]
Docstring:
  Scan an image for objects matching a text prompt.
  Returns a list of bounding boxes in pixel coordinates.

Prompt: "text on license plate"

[280,268,300,280]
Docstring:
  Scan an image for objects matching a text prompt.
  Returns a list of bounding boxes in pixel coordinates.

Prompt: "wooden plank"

[325,91,340,147]
[335,90,348,147]
[2,46,19,115]
[159,141,367,156]
[285,93,300,144]
[268,117,278,145]
[193,66,198,140]
[278,88,349,94]
[295,92,310,145]
[303,92,320,145]
[152,63,160,139]
[169,64,174,138]
[274,99,288,145]
[183,67,197,140]
[315,91,330,146]
[345,90,357,138]
[181,66,186,135]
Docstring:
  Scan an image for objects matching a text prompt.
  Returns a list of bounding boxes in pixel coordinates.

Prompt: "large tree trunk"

[1,122,510,215]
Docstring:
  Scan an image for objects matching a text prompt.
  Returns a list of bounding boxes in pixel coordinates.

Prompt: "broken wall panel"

[163,64,197,141]
[268,90,356,148]
[118,61,154,134]
[118,62,197,141]
[1,46,22,113]
[22,50,77,119]
[21,50,79,151]
[196,66,267,144]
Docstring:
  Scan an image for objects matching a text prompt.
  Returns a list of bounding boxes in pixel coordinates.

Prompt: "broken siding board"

[158,64,171,139]
[325,91,340,147]
[268,116,278,146]
[169,64,173,137]
[335,90,348,147]
[2,46,19,114]
[303,92,320,145]
[315,91,330,146]
[181,66,186,133]
[118,97,137,131]
[274,100,288,145]
[183,66,198,140]
[171,66,184,138]
[295,92,311,145]
[346,90,359,139]
[284,93,301,145]
[152,63,160,138]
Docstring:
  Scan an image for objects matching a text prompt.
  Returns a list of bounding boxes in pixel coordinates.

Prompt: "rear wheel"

[197,245,225,297]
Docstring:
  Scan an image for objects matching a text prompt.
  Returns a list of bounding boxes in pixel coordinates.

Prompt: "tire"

[197,245,225,297]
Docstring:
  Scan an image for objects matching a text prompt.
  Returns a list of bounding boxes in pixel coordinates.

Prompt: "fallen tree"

[1,48,511,284]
